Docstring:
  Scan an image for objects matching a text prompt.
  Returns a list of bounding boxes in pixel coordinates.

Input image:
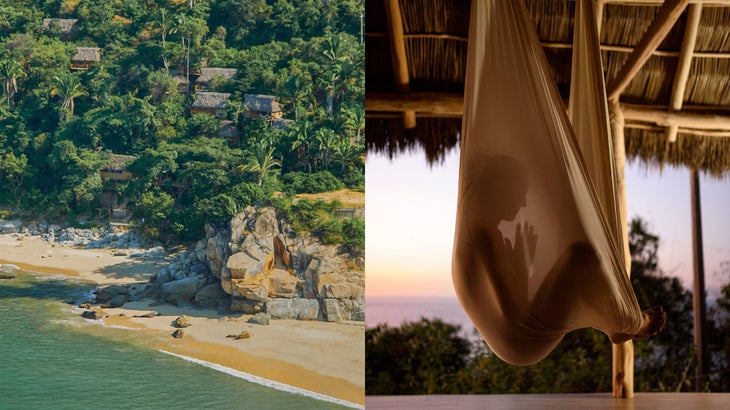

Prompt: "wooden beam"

[622,104,730,130]
[384,0,416,128]
[606,0,691,102]
[666,4,702,142]
[670,4,703,112]
[366,92,464,116]
[625,122,730,137]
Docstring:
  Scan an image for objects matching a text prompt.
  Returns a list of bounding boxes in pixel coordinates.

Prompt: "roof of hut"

[72,47,101,63]
[197,67,238,84]
[366,0,730,176]
[42,18,78,37]
[192,92,231,109]
[243,94,282,113]
[104,154,137,172]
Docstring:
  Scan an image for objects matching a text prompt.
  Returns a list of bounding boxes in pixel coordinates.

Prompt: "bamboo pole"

[384,0,416,129]
[691,169,710,391]
[610,100,634,398]
[606,0,691,101]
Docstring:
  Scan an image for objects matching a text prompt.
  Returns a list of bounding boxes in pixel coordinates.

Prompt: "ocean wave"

[158,350,363,409]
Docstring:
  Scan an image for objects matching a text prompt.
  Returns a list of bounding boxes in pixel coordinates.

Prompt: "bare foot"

[633,306,666,338]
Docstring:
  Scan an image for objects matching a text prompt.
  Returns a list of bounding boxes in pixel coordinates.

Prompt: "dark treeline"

[366,218,730,394]
[0,0,364,246]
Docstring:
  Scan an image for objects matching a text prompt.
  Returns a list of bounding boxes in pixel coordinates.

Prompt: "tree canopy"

[0,0,364,245]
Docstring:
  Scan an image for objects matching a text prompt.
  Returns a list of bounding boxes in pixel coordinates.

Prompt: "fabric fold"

[452,0,643,365]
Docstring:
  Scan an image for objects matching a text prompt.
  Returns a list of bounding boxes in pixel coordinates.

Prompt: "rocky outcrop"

[143,206,364,323]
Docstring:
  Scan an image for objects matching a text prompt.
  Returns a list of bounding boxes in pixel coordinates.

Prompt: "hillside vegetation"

[0,0,364,244]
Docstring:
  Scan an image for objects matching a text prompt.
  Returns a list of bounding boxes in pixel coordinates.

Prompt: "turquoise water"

[0,270,350,410]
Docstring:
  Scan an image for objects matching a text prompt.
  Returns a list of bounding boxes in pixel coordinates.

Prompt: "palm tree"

[0,59,25,108]
[333,138,361,175]
[236,143,281,186]
[341,105,365,142]
[151,8,172,71]
[49,73,87,122]
[288,120,315,173]
[315,127,337,171]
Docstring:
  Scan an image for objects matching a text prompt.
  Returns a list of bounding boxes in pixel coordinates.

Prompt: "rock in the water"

[172,329,184,338]
[0,274,14,280]
[247,312,270,325]
[78,302,93,309]
[81,308,108,320]
[173,315,192,328]
[101,294,128,309]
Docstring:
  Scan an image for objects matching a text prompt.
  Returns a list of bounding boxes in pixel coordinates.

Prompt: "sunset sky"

[366,148,730,298]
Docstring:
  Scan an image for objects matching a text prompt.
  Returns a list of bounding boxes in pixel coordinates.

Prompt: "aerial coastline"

[0,233,364,407]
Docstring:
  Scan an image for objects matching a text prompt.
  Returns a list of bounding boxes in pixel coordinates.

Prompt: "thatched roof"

[105,154,137,172]
[366,0,730,176]
[72,47,101,63]
[243,94,282,113]
[197,67,238,84]
[42,18,78,37]
[192,92,231,109]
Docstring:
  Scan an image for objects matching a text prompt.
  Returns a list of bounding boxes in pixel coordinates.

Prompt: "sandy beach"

[0,234,365,407]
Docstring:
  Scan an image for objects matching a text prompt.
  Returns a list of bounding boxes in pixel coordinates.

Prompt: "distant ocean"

[0,269,353,409]
[365,295,479,340]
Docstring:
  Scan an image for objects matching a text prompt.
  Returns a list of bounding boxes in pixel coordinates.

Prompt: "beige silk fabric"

[452,0,643,365]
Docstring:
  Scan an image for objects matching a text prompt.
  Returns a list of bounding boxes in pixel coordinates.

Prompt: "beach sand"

[0,234,365,406]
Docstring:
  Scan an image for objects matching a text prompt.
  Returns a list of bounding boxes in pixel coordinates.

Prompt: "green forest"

[0,0,364,244]
[367,218,730,394]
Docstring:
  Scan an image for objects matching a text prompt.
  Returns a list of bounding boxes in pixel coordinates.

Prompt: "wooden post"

[690,169,709,391]
[609,101,634,398]
[385,0,416,129]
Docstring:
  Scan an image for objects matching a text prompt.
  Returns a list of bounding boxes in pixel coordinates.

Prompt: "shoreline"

[0,234,365,407]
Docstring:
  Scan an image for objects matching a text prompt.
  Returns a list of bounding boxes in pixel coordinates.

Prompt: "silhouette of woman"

[452,155,665,365]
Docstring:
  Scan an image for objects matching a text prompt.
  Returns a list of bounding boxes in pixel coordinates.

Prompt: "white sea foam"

[159,350,363,409]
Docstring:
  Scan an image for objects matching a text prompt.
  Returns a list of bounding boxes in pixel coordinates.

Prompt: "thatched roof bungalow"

[101,154,137,181]
[71,47,101,70]
[191,92,231,118]
[195,67,238,90]
[243,94,283,120]
[42,18,78,40]
[366,0,730,176]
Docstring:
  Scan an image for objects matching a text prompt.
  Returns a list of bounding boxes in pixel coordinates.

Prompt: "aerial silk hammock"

[452,0,665,366]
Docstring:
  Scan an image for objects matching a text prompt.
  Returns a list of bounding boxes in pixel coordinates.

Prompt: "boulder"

[82,308,108,320]
[226,251,274,302]
[173,315,192,328]
[317,271,365,299]
[172,329,184,339]
[226,331,251,340]
[323,299,364,322]
[161,276,205,306]
[194,283,227,307]
[133,312,159,318]
[267,298,320,320]
[96,284,130,302]
[101,294,128,309]
[0,274,14,280]
[230,297,265,314]
[247,312,270,325]
[252,208,279,238]
[268,269,301,298]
